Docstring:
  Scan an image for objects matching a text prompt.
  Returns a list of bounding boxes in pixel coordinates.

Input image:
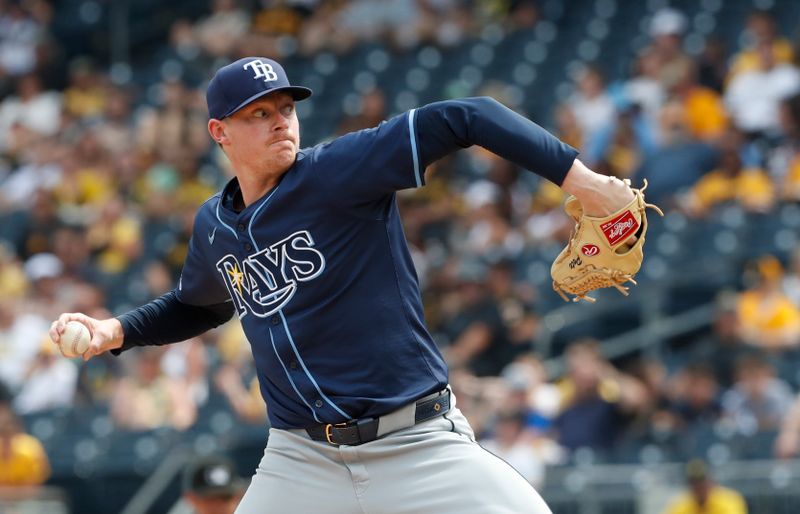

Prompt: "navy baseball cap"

[206,57,312,120]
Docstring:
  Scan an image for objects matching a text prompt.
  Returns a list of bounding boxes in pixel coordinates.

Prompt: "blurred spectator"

[728,10,794,81]
[252,0,311,38]
[487,259,538,349]
[553,340,648,452]
[0,402,50,486]
[86,195,144,276]
[682,295,752,387]
[336,88,387,135]
[13,339,77,414]
[634,100,718,206]
[648,8,692,92]
[0,381,9,403]
[448,369,508,437]
[722,354,794,434]
[631,359,671,434]
[589,106,657,179]
[775,391,800,459]
[479,410,547,488]
[0,1,45,77]
[682,147,774,216]
[152,18,210,87]
[500,355,561,426]
[501,0,539,32]
[0,244,27,297]
[53,132,115,212]
[673,64,728,143]
[51,226,93,280]
[567,65,616,159]
[623,48,666,128]
[0,302,49,392]
[782,247,800,307]
[724,41,800,138]
[0,73,61,154]
[0,136,63,211]
[94,86,135,157]
[662,364,722,431]
[181,454,246,514]
[213,320,265,423]
[440,259,518,377]
[22,252,64,313]
[460,178,519,257]
[775,93,800,200]
[215,365,265,424]
[296,2,352,55]
[735,256,800,349]
[522,179,572,245]
[110,348,197,431]
[696,37,728,94]
[553,103,583,151]
[163,338,211,408]
[136,79,211,159]
[194,0,251,58]
[338,0,426,50]
[662,459,747,514]
[75,350,122,407]
[62,57,106,120]
[10,192,62,259]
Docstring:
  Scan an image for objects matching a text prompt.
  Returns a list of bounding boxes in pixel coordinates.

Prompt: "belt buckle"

[324,422,350,445]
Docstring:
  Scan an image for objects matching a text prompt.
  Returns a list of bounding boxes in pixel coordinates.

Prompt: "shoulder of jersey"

[198,192,223,212]
[193,192,223,225]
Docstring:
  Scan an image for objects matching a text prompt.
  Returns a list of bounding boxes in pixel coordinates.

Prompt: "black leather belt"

[306,390,451,446]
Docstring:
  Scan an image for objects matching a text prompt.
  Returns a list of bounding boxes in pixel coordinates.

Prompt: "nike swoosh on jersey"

[208,226,217,245]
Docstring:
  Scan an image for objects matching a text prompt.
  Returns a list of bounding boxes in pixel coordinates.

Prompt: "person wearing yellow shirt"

[684,149,774,216]
[0,403,50,486]
[735,256,800,349]
[727,11,794,82]
[663,459,747,514]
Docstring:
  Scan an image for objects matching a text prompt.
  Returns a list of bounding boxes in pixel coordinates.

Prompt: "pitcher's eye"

[281,104,294,116]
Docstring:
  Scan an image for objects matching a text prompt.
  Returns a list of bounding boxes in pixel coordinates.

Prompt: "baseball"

[60,321,91,358]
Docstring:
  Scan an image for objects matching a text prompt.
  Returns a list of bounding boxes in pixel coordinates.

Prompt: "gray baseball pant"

[234,394,553,513]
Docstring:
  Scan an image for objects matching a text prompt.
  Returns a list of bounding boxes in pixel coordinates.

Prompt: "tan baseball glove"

[551,180,663,303]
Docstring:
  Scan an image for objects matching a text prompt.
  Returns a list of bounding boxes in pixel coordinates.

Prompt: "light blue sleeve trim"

[269,327,321,423]
[408,109,422,187]
[215,198,238,238]
[280,310,351,419]
[248,186,281,252]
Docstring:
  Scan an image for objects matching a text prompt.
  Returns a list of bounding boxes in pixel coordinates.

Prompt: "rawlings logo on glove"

[602,212,639,245]
[551,180,663,303]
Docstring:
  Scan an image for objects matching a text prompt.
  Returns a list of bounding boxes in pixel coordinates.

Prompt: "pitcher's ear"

[208,119,228,145]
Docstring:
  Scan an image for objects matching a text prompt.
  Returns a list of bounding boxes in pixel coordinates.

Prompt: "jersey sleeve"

[310,97,578,211]
[175,201,231,306]
[414,97,578,185]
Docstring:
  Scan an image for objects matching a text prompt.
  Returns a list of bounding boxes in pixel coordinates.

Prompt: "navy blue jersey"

[171,97,577,429]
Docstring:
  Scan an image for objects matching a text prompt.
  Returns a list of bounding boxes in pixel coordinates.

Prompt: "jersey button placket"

[314,400,323,408]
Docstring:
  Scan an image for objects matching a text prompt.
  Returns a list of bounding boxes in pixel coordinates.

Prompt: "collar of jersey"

[218,149,308,219]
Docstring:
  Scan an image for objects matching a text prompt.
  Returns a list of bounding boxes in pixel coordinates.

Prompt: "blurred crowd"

[2,0,800,499]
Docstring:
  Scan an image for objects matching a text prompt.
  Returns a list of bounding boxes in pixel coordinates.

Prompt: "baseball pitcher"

[50,57,655,513]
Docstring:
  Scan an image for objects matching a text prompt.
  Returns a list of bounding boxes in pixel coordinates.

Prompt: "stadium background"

[2,0,800,512]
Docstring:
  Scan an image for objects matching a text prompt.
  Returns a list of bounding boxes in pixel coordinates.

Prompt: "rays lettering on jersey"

[216,230,325,318]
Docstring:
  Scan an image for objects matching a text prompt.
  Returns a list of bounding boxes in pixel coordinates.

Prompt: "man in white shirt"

[725,42,800,136]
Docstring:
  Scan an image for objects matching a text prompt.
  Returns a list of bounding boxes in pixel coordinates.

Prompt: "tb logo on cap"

[243,60,278,82]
